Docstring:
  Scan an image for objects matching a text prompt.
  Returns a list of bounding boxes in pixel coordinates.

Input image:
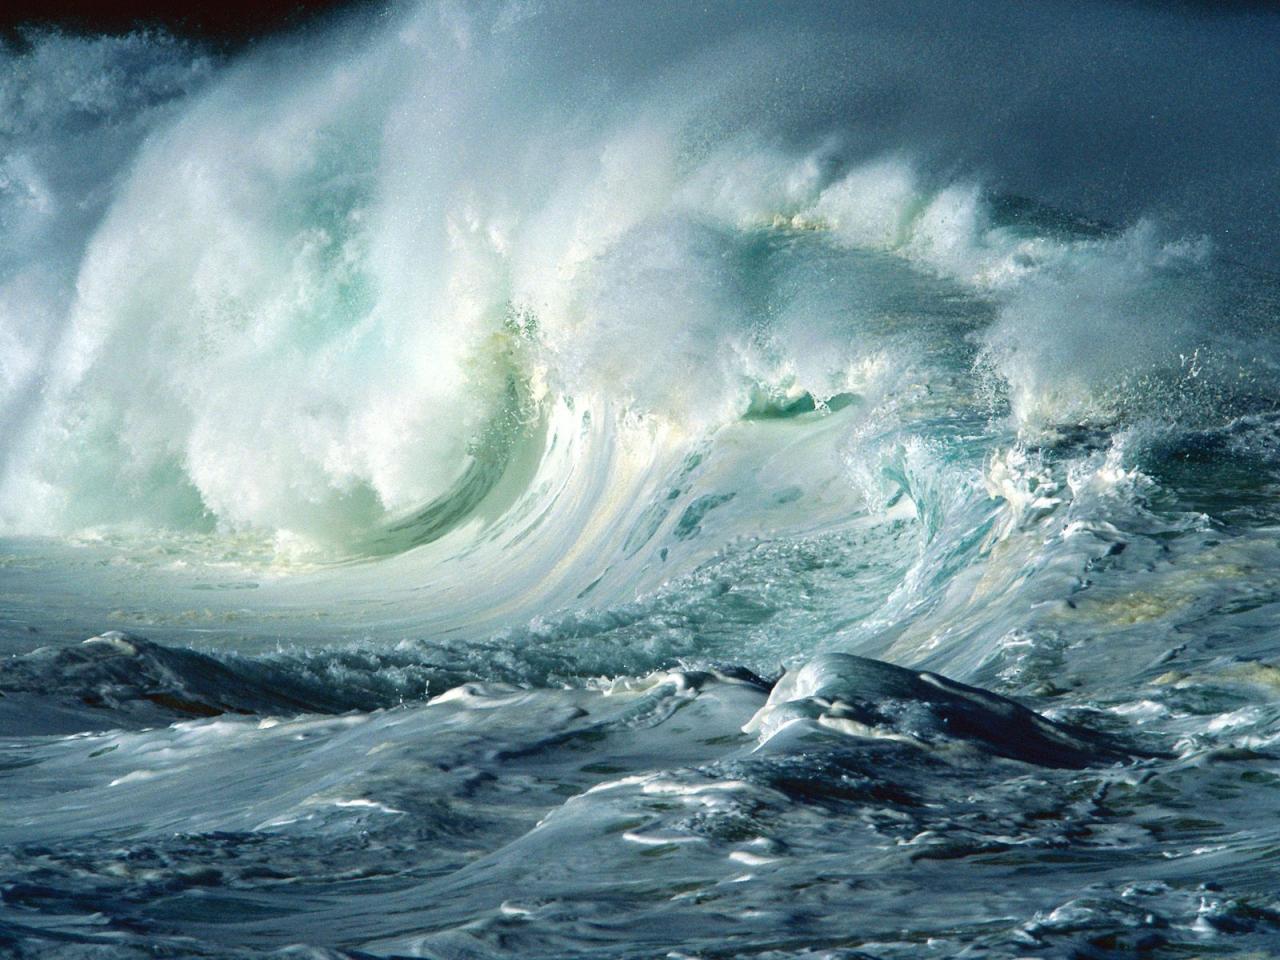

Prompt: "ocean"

[3,2,1280,956]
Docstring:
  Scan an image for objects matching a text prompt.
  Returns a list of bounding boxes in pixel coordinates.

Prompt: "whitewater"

[3,1,1280,956]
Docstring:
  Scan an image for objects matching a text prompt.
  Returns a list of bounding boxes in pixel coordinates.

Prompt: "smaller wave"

[746,652,1140,768]
[2,628,1153,774]
[0,632,454,734]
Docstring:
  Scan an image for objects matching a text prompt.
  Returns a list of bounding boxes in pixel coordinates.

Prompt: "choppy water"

[4,2,1280,957]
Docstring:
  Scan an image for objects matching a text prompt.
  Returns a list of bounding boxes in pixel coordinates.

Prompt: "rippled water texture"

[3,2,1280,957]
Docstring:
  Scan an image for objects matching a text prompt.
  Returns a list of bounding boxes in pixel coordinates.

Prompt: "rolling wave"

[4,2,1280,957]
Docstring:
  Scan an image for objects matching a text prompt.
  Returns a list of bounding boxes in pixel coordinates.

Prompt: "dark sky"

[0,0,371,44]
[4,0,1274,44]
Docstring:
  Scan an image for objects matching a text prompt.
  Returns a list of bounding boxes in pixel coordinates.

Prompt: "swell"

[0,632,454,732]
[3,629,1144,772]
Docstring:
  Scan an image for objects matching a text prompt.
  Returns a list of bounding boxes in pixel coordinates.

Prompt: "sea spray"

[4,2,1280,957]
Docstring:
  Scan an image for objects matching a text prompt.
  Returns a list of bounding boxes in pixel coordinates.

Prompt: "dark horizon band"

[3,0,1274,47]
[0,0,376,45]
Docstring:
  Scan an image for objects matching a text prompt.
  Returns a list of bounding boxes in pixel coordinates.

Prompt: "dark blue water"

[3,2,1280,956]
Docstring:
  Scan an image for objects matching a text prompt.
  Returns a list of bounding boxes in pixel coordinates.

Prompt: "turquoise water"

[4,2,1280,956]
